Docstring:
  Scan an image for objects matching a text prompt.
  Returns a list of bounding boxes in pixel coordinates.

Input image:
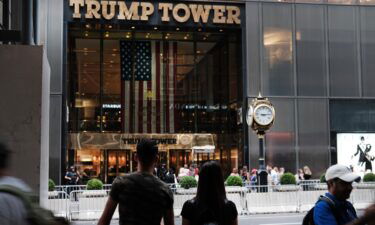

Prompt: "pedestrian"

[0,142,32,225]
[271,167,280,185]
[97,139,174,225]
[241,166,250,182]
[295,168,305,184]
[64,166,79,185]
[230,168,240,177]
[303,165,312,180]
[313,164,375,225]
[181,161,238,225]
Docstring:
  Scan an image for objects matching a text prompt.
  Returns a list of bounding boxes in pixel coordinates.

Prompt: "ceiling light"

[154,27,158,30]
[112,54,116,57]
[108,25,112,29]
[131,26,135,29]
[219,29,223,32]
[176,27,180,31]
[198,28,202,32]
[113,48,117,51]
[85,24,90,29]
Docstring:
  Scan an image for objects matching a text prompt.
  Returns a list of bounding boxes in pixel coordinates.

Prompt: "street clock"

[247,94,275,133]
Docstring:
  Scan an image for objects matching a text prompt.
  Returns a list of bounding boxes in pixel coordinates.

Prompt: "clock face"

[254,104,274,126]
[246,105,254,126]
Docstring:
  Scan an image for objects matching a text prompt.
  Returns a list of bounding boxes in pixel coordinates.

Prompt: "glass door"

[106,150,131,184]
[169,150,191,175]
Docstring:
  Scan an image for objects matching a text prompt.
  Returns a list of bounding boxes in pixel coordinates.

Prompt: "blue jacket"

[313,192,357,225]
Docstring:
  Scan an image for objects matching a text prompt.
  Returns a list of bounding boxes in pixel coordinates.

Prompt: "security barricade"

[47,191,69,218]
[49,181,375,220]
[69,190,119,221]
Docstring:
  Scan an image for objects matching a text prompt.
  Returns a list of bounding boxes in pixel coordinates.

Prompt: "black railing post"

[22,0,33,44]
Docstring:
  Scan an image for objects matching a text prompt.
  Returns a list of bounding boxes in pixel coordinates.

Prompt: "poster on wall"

[337,133,375,174]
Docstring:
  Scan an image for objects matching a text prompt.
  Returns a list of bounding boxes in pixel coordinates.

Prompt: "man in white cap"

[314,164,375,225]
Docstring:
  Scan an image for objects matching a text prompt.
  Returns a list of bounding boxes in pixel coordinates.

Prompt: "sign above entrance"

[69,0,241,24]
[68,133,216,150]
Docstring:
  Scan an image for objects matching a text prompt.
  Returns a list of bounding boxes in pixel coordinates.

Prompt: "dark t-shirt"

[181,199,238,225]
[110,172,174,225]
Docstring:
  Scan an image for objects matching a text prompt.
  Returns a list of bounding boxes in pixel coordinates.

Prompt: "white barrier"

[50,182,375,220]
[47,191,69,218]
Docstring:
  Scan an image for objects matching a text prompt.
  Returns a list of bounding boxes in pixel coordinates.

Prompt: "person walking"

[313,164,375,225]
[0,143,32,225]
[97,139,174,225]
[181,161,238,225]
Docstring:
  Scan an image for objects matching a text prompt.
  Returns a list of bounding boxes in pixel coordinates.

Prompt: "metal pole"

[258,133,265,168]
[22,0,33,44]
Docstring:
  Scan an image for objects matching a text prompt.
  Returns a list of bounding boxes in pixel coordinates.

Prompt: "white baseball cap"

[325,164,361,183]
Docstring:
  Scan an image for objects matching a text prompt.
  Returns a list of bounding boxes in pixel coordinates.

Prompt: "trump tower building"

[13,0,375,183]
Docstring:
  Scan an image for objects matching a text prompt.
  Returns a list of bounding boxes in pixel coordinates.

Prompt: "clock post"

[247,93,275,192]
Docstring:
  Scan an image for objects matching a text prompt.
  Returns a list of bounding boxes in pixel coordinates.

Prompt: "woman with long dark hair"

[181,161,238,225]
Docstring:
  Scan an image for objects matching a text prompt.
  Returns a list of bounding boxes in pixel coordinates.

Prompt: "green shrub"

[179,176,197,189]
[48,179,55,191]
[320,173,326,183]
[280,173,296,185]
[363,173,375,182]
[86,179,103,190]
[225,175,243,186]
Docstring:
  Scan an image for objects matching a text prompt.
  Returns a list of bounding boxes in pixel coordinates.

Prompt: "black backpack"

[302,195,340,225]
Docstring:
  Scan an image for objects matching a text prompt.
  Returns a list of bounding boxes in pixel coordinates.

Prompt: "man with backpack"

[309,164,375,225]
[0,142,69,225]
[0,142,32,225]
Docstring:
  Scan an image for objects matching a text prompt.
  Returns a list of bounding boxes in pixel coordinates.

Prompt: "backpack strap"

[318,195,341,224]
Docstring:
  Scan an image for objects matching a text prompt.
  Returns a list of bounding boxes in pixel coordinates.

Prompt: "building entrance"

[106,150,132,184]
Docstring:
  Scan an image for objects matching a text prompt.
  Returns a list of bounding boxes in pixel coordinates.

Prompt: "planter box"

[274,185,300,192]
[80,190,108,197]
[176,188,197,194]
[354,183,375,189]
[313,183,327,190]
[225,186,247,193]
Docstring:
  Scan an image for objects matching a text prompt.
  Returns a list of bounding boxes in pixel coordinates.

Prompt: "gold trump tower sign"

[69,0,241,24]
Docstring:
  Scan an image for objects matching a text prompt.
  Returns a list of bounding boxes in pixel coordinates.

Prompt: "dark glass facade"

[246,2,375,176]
[57,0,375,183]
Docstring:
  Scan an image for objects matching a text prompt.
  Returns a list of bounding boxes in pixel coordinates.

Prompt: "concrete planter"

[354,183,375,189]
[80,190,108,197]
[225,186,246,193]
[313,183,328,190]
[274,185,300,192]
[176,187,197,194]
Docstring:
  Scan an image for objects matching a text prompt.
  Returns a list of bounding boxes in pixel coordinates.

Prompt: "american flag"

[120,40,178,133]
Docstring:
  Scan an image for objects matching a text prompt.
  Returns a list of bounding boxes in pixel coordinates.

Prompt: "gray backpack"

[0,185,69,225]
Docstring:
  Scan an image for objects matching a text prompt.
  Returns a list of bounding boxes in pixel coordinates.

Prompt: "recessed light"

[176,27,180,31]
[85,24,90,29]
[108,25,112,29]
[154,27,158,30]
[131,26,135,29]
[219,29,223,32]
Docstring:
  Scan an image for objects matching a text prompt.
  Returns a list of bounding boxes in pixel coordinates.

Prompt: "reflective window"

[262,3,294,96]
[298,99,329,176]
[68,38,101,131]
[328,6,359,97]
[265,99,296,172]
[296,5,327,96]
[360,7,375,97]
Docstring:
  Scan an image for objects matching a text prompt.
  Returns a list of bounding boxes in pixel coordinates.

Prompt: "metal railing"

[47,181,375,220]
